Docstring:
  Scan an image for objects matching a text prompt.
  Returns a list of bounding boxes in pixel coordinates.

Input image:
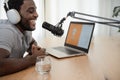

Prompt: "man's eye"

[28,9,35,13]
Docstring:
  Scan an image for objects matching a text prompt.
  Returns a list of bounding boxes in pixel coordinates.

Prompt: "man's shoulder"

[0,19,11,25]
[0,19,17,32]
[0,19,14,27]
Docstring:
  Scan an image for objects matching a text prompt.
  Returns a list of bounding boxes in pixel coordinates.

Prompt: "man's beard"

[18,20,35,31]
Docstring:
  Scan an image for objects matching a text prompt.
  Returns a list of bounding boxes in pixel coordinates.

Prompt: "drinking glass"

[35,55,51,75]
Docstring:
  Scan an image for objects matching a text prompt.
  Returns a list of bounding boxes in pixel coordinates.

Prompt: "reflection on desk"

[0,36,120,80]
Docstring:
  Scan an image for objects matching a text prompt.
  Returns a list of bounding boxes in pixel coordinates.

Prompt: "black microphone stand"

[58,11,120,32]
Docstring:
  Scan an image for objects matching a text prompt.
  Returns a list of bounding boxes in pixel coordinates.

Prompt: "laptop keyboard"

[53,47,81,54]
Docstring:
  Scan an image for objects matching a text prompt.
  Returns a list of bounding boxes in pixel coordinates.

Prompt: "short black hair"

[4,0,24,12]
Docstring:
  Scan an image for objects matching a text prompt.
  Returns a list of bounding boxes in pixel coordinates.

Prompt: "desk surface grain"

[0,36,120,80]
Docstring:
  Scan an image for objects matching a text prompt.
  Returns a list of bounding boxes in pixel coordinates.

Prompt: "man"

[0,0,45,76]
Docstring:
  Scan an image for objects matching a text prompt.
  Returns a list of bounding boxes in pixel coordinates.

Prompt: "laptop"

[46,21,95,58]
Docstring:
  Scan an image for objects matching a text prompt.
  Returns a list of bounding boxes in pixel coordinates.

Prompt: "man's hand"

[31,44,46,56]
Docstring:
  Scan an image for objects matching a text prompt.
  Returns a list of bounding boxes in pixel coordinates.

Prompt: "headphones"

[4,0,21,24]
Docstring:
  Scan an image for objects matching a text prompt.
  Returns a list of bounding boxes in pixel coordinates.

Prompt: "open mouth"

[30,20,36,29]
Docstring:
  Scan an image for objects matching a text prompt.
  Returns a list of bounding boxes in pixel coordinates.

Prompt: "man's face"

[19,0,38,31]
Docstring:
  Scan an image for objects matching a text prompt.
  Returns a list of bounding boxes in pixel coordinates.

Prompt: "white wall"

[95,0,112,36]
[32,0,45,43]
[0,0,7,19]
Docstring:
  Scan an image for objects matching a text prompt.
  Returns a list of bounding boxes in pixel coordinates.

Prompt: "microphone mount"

[55,17,66,29]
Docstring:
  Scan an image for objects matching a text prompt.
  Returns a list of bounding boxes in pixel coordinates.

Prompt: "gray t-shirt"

[0,20,32,58]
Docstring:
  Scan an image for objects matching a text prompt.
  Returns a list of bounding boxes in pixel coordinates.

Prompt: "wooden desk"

[0,36,120,80]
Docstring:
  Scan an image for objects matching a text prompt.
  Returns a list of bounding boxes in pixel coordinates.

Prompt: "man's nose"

[34,11,38,19]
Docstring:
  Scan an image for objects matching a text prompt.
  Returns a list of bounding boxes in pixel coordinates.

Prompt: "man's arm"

[0,48,45,76]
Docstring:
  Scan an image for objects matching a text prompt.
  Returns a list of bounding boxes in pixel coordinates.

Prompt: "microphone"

[42,22,64,36]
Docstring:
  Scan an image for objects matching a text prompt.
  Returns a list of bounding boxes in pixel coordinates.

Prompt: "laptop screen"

[65,21,95,53]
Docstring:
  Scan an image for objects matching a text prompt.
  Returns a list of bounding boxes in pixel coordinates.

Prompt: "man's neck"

[16,24,25,34]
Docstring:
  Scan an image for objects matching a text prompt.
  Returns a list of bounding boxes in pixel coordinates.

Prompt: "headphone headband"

[4,0,9,9]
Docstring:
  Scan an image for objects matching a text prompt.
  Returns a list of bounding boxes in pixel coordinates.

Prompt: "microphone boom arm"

[66,11,120,29]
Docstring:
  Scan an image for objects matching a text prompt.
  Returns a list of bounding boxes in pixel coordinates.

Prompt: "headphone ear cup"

[7,9,21,24]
